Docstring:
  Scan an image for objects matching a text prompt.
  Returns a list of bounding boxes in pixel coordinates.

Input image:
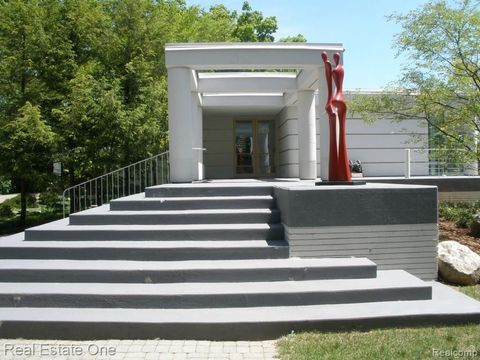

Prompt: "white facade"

[165,43,429,182]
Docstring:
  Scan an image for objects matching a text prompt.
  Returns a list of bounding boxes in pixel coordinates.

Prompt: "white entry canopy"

[165,42,344,70]
[165,43,345,182]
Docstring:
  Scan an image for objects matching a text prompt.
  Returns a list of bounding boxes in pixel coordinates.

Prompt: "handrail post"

[405,148,411,178]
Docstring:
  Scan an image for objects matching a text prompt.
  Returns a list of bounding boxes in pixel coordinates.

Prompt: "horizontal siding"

[440,191,480,202]
[348,148,428,163]
[275,106,299,178]
[347,134,428,149]
[278,164,299,178]
[286,223,438,281]
[347,118,428,134]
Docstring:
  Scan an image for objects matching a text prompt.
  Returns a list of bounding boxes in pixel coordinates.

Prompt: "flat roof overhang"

[165,43,344,117]
[165,43,344,70]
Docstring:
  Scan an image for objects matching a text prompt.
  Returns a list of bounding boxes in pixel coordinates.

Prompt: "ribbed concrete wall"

[286,223,438,280]
[275,183,438,281]
[275,107,299,178]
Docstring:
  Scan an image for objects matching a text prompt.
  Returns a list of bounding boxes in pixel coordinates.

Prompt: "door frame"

[233,119,276,178]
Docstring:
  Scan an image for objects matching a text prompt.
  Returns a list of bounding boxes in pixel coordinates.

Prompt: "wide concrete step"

[0,240,288,261]
[0,283,478,340]
[0,258,377,283]
[0,271,431,309]
[24,223,285,241]
[110,194,276,211]
[69,208,281,225]
[145,184,273,198]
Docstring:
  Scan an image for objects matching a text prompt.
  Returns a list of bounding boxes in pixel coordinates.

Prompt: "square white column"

[297,90,317,180]
[168,67,194,183]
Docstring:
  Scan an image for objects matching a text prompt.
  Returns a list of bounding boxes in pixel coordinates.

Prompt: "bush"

[3,194,37,209]
[0,203,14,217]
[0,178,12,194]
[439,201,480,228]
[39,191,62,210]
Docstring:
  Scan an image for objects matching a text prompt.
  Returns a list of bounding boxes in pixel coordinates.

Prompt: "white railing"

[62,151,169,217]
[407,148,477,178]
[349,148,478,178]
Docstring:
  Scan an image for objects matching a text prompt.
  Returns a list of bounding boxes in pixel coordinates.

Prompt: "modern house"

[165,43,430,182]
[0,42,479,340]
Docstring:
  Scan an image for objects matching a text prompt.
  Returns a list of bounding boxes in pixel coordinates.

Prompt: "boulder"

[470,213,480,237]
[438,240,480,285]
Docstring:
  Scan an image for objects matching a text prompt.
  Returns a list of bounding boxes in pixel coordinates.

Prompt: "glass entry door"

[235,120,275,177]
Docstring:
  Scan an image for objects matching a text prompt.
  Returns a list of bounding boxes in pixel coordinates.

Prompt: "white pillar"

[297,90,317,180]
[168,67,194,182]
[191,94,204,181]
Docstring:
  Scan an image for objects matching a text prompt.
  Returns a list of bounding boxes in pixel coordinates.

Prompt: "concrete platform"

[0,270,431,308]
[0,282,478,340]
[0,258,377,283]
[25,223,285,241]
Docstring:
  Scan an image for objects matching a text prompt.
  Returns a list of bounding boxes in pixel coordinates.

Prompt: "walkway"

[0,339,278,359]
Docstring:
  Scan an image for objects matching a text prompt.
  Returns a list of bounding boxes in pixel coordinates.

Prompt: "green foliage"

[279,34,307,42]
[232,1,278,42]
[3,194,37,209]
[0,0,303,227]
[0,102,55,181]
[439,201,480,228]
[39,191,62,210]
[0,208,63,236]
[0,178,12,194]
[0,204,14,217]
[351,0,480,165]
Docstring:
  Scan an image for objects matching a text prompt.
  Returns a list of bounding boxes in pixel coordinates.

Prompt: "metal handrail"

[62,151,170,217]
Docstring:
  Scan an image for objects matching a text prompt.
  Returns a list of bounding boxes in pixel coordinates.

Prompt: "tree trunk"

[19,178,27,228]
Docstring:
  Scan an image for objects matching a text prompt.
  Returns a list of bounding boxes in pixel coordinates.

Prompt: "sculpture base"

[315,180,367,186]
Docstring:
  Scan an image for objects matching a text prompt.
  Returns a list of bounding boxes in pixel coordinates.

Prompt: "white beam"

[198,74,297,93]
[202,94,284,108]
[166,43,344,70]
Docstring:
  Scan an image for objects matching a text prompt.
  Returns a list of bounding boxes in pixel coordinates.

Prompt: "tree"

[0,102,54,226]
[351,0,480,165]
[279,34,307,42]
[232,1,278,42]
[0,0,304,220]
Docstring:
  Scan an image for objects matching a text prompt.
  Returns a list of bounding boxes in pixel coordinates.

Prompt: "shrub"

[0,203,14,217]
[3,194,37,209]
[439,201,480,228]
[0,178,12,194]
[39,191,62,210]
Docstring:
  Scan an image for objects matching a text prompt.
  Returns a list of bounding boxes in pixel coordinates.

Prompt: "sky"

[185,0,433,89]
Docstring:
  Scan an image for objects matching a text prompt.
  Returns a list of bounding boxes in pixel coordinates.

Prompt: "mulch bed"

[439,219,480,255]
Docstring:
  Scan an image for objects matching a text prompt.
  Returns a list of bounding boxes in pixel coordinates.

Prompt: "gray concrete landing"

[0,282,478,340]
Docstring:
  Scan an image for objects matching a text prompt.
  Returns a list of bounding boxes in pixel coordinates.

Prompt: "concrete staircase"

[0,183,479,340]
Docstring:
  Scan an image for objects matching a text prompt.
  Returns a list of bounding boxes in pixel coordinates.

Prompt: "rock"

[438,240,480,285]
[470,213,480,237]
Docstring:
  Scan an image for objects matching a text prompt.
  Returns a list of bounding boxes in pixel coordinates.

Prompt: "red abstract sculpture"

[322,52,352,181]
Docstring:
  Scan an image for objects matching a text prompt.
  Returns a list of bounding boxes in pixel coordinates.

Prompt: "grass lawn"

[277,285,480,360]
